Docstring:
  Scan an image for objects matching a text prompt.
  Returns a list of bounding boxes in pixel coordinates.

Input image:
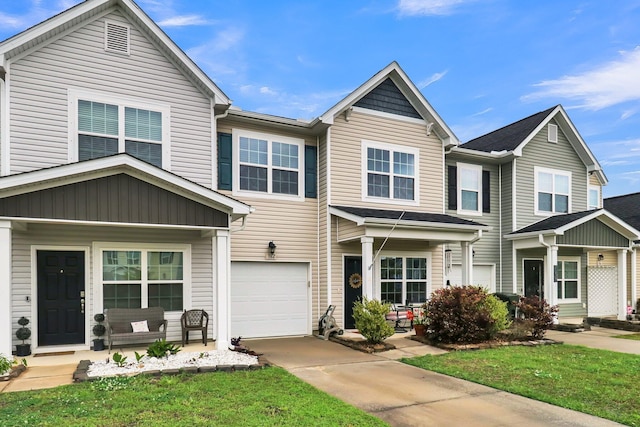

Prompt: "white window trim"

[588,185,601,209]
[374,252,431,304]
[67,89,171,169]
[456,162,483,216]
[548,123,558,143]
[361,140,420,206]
[534,166,572,216]
[231,128,305,201]
[557,257,581,303]
[92,242,192,316]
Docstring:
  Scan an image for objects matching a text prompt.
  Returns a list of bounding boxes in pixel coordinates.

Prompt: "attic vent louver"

[105,21,130,55]
[548,123,558,143]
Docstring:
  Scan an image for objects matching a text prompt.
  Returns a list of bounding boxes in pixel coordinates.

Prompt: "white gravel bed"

[87,349,259,378]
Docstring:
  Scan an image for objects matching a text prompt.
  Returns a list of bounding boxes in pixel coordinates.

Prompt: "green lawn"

[402,344,640,427]
[0,367,387,427]
[613,333,640,341]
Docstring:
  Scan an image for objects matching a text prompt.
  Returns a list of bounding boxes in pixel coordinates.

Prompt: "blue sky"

[2,1,640,197]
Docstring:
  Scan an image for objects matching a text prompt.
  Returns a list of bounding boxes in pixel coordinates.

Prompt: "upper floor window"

[70,90,170,168]
[458,163,483,215]
[232,129,304,199]
[362,140,418,204]
[588,186,601,209]
[535,167,570,215]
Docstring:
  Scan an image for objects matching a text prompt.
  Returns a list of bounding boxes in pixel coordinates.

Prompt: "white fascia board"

[448,146,517,163]
[504,230,558,240]
[328,206,366,225]
[512,105,561,156]
[0,156,252,216]
[362,217,491,232]
[594,211,640,240]
[1,216,229,232]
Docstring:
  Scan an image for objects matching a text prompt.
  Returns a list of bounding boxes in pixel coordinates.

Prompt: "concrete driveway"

[247,336,623,427]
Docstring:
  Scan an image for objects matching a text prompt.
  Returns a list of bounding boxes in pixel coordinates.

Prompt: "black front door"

[37,251,86,346]
[344,256,362,329]
[524,259,544,299]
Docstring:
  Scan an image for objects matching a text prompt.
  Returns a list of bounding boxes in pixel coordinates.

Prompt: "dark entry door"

[37,251,86,346]
[524,259,544,299]
[344,256,362,329]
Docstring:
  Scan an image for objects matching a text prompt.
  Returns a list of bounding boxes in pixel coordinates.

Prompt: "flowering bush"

[516,295,558,339]
[412,304,428,325]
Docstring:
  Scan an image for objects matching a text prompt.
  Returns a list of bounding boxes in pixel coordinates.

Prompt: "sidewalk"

[546,326,640,354]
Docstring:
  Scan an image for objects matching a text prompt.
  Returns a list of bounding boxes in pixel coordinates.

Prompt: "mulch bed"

[329,335,396,353]
[410,334,560,351]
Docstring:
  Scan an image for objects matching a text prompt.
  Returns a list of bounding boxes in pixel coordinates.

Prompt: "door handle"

[80,298,85,314]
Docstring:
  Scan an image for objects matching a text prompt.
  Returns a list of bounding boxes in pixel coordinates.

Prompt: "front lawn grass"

[613,333,640,341]
[402,344,640,427]
[0,367,387,427]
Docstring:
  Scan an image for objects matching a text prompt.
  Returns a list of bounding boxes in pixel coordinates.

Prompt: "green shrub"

[352,297,395,344]
[146,339,181,358]
[0,353,14,376]
[425,285,511,344]
[516,295,558,339]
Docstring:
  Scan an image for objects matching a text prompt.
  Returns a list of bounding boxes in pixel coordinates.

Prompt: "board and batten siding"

[8,9,215,187]
[515,121,588,230]
[557,220,629,247]
[216,119,322,322]
[329,110,443,212]
[10,224,214,346]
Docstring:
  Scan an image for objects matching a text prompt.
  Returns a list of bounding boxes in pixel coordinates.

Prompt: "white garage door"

[448,264,495,292]
[231,262,309,338]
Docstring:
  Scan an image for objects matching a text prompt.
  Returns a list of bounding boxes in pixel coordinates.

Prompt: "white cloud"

[397,0,475,16]
[259,86,277,96]
[417,70,448,88]
[0,12,24,29]
[472,107,493,117]
[523,47,640,110]
[158,15,209,27]
[0,0,82,31]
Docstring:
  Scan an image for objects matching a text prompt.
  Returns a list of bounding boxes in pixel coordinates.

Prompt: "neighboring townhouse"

[0,0,252,356]
[445,106,640,320]
[603,193,640,314]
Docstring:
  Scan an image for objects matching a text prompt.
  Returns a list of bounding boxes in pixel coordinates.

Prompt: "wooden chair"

[180,309,209,346]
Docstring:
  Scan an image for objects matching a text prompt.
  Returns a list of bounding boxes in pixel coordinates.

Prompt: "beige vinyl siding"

[217,119,321,322]
[10,224,214,347]
[336,218,364,242]
[444,157,500,281]
[635,250,640,310]
[8,9,214,187]
[587,250,618,267]
[329,110,443,212]
[515,120,588,229]
[318,134,328,320]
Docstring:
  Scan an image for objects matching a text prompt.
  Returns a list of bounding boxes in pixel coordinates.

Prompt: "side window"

[588,186,600,210]
[447,164,490,214]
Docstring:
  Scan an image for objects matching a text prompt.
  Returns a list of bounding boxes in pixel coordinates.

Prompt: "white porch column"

[545,245,558,323]
[361,237,374,299]
[214,230,231,350]
[0,221,12,357]
[631,248,637,314]
[460,241,473,286]
[618,249,627,321]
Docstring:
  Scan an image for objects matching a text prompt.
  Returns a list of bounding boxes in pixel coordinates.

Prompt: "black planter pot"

[93,339,105,351]
[16,343,31,357]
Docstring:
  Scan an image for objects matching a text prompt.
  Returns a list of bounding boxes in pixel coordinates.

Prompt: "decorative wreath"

[348,273,362,289]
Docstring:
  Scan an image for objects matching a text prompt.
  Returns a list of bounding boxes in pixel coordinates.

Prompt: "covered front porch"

[506,210,640,320]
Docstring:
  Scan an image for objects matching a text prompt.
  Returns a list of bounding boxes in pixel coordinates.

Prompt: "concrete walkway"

[248,334,623,427]
[546,326,640,354]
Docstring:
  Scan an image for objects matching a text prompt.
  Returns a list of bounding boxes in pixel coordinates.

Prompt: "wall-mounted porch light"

[445,249,452,271]
[268,241,277,258]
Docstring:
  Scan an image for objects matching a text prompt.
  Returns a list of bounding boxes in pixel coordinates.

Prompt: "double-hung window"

[535,167,571,214]
[557,258,580,301]
[99,245,189,312]
[457,163,482,215]
[380,256,429,304]
[588,186,601,210]
[363,141,418,203]
[71,90,169,168]
[233,130,304,199]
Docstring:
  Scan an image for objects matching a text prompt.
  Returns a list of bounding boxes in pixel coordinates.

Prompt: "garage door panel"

[231,262,308,338]
[448,265,495,292]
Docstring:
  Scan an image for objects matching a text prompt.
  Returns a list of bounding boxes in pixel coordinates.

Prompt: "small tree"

[352,297,394,344]
[516,295,558,339]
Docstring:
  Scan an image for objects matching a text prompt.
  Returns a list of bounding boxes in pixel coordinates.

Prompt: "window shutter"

[447,166,457,210]
[482,170,490,213]
[305,145,317,198]
[217,133,232,191]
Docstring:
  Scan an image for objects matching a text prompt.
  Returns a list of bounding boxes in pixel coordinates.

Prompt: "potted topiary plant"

[92,313,106,351]
[15,317,31,357]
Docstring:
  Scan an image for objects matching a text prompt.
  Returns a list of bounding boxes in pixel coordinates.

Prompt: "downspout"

[499,164,502,292]
[326,127,332,306]
[316,135,320,325]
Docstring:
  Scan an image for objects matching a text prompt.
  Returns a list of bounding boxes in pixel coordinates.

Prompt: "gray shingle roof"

[460,106,558,153]
[509,210,598,235]
[331,205,487,227]
[604,193,640,230]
